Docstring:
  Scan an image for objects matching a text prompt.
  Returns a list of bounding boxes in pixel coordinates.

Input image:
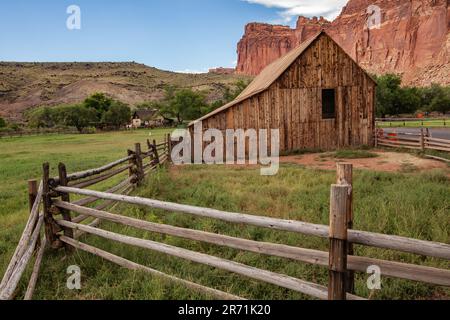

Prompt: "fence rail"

[1,133,449,300]
[0,134,172,300]
[375,128,450,153]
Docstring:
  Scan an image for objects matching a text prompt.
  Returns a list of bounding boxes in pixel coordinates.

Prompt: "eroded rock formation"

[236,0,450,86]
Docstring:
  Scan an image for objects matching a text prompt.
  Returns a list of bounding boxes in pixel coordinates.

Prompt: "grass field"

[1,132,449,300]
[377,119,449,128]
[0,129,170,287]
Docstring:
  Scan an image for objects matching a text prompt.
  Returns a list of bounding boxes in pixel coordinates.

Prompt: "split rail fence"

[376,128,450,155]
[1,134,449,300]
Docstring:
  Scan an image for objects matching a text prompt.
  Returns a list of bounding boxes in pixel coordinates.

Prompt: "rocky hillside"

[0,62,250,122]
[236,0,449,86]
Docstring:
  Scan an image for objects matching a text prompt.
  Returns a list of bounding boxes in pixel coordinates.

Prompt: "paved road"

[382,128,450,140]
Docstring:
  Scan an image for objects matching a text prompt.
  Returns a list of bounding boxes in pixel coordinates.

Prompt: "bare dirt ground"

[281,150,449,173]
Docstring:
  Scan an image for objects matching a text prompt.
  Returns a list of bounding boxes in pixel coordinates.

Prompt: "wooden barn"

[189,31,376,152]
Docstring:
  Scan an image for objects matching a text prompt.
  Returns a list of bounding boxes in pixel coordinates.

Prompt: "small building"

[131,109,165,128]
[189,31,376,152]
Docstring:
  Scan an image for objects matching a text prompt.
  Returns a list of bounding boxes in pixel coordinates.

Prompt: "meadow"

[0,131,449,300]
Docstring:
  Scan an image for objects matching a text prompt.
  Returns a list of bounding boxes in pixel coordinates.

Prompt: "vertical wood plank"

[336,163,354,294]
[328,184,349,300]
[58,163,74,247]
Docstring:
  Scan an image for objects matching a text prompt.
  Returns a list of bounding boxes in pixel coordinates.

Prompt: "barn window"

[322,89,336,119]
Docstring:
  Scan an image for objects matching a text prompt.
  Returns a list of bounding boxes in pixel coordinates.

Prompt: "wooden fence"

[376,128,450,153]
[0,135,172,300]
[1,134,449,300]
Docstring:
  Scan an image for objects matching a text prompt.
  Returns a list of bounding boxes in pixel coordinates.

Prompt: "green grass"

[0,129,170,287]
[377,119,449,128]
[1,133,449,300]
[324,149,379,160]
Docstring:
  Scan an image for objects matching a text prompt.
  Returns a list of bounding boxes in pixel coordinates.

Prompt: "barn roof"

[189,31,321,126]
[189,30,376,127]
[133,109,159,121]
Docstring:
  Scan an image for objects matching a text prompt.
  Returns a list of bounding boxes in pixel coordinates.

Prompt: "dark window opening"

[322,89,336,119]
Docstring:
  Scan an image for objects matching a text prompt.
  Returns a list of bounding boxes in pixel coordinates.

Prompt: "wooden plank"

[69,165,132,189]
[378,139,421,148]
[0,182,43,291]
[426,146,450,152]
[59,236,244,300]
[58,163,74,247]
[73,175,136,208]
[336,164,354,294]
[53,201,450,286]
[24,237,47,300]
[61,155,135,183]
[425,137,450,144]
[425,155,450,163]
[57,220,364,300]
[328,185,349,300]
[0,216,44,300]
[378,142,421,150]
[54,186,450,260]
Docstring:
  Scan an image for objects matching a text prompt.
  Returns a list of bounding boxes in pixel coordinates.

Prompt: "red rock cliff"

[236,0,450,86]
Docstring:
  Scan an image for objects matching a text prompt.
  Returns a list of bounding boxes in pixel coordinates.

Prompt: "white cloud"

[243,0,348,23]
[175,69,208,74]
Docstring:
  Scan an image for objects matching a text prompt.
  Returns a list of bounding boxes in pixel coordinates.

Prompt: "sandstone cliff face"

[236,18,329,75]
[236,0,449,86]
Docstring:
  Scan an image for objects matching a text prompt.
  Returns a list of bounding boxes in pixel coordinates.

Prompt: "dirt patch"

[281,150,448,173]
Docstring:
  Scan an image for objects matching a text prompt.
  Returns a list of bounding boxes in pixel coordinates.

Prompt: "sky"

[0,0,347,73]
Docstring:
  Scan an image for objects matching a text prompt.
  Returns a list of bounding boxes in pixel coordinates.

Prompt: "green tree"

[58,105,97,132]
[375,74,402,117]
[429,90,450,114]
[161,89,207,124]
[223,80,250,103]
[101,102,131,129]
[84,93,113,119]
[0,117,6,128]
[28,107,56,128]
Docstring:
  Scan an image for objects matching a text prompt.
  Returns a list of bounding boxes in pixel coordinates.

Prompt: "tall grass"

[28,164,450,300]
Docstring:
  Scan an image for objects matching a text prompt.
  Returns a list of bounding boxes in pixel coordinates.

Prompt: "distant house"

[131,109,163,128]
[131,109,175,128]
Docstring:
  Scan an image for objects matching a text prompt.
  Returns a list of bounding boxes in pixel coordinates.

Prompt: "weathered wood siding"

[200,33,376,152]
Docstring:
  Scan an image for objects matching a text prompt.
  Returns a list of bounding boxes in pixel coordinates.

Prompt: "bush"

[0,117,6,128]
[101,102,131,129]
[375,74,450,117]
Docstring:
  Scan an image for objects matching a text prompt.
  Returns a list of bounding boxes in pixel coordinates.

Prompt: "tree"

[161,89,207,124]
[429,88,450,114]
[375,74,402,117]
[59,105,97,132]
[101,102,131,129]
[0,117,6,128]
[28,107,56,128]
[84,93,113,119]
[223,80,250,103]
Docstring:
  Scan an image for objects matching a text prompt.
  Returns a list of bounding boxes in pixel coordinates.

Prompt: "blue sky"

[0,0,346,73]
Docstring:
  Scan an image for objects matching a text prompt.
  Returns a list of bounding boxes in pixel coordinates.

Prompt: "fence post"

[153,139,161,166]
[28,180,38,213]
[134,143,144,185]
[328,184,349,300]
[28,180,40,249]
[336,163,354,294]
[58,163,74,248]
[420,128,425,151]
[167,133,172,163]
[42,163,61,249]
[374,128,378,148]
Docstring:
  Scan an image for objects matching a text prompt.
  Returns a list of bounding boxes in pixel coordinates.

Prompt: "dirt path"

[281,150,449,173]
